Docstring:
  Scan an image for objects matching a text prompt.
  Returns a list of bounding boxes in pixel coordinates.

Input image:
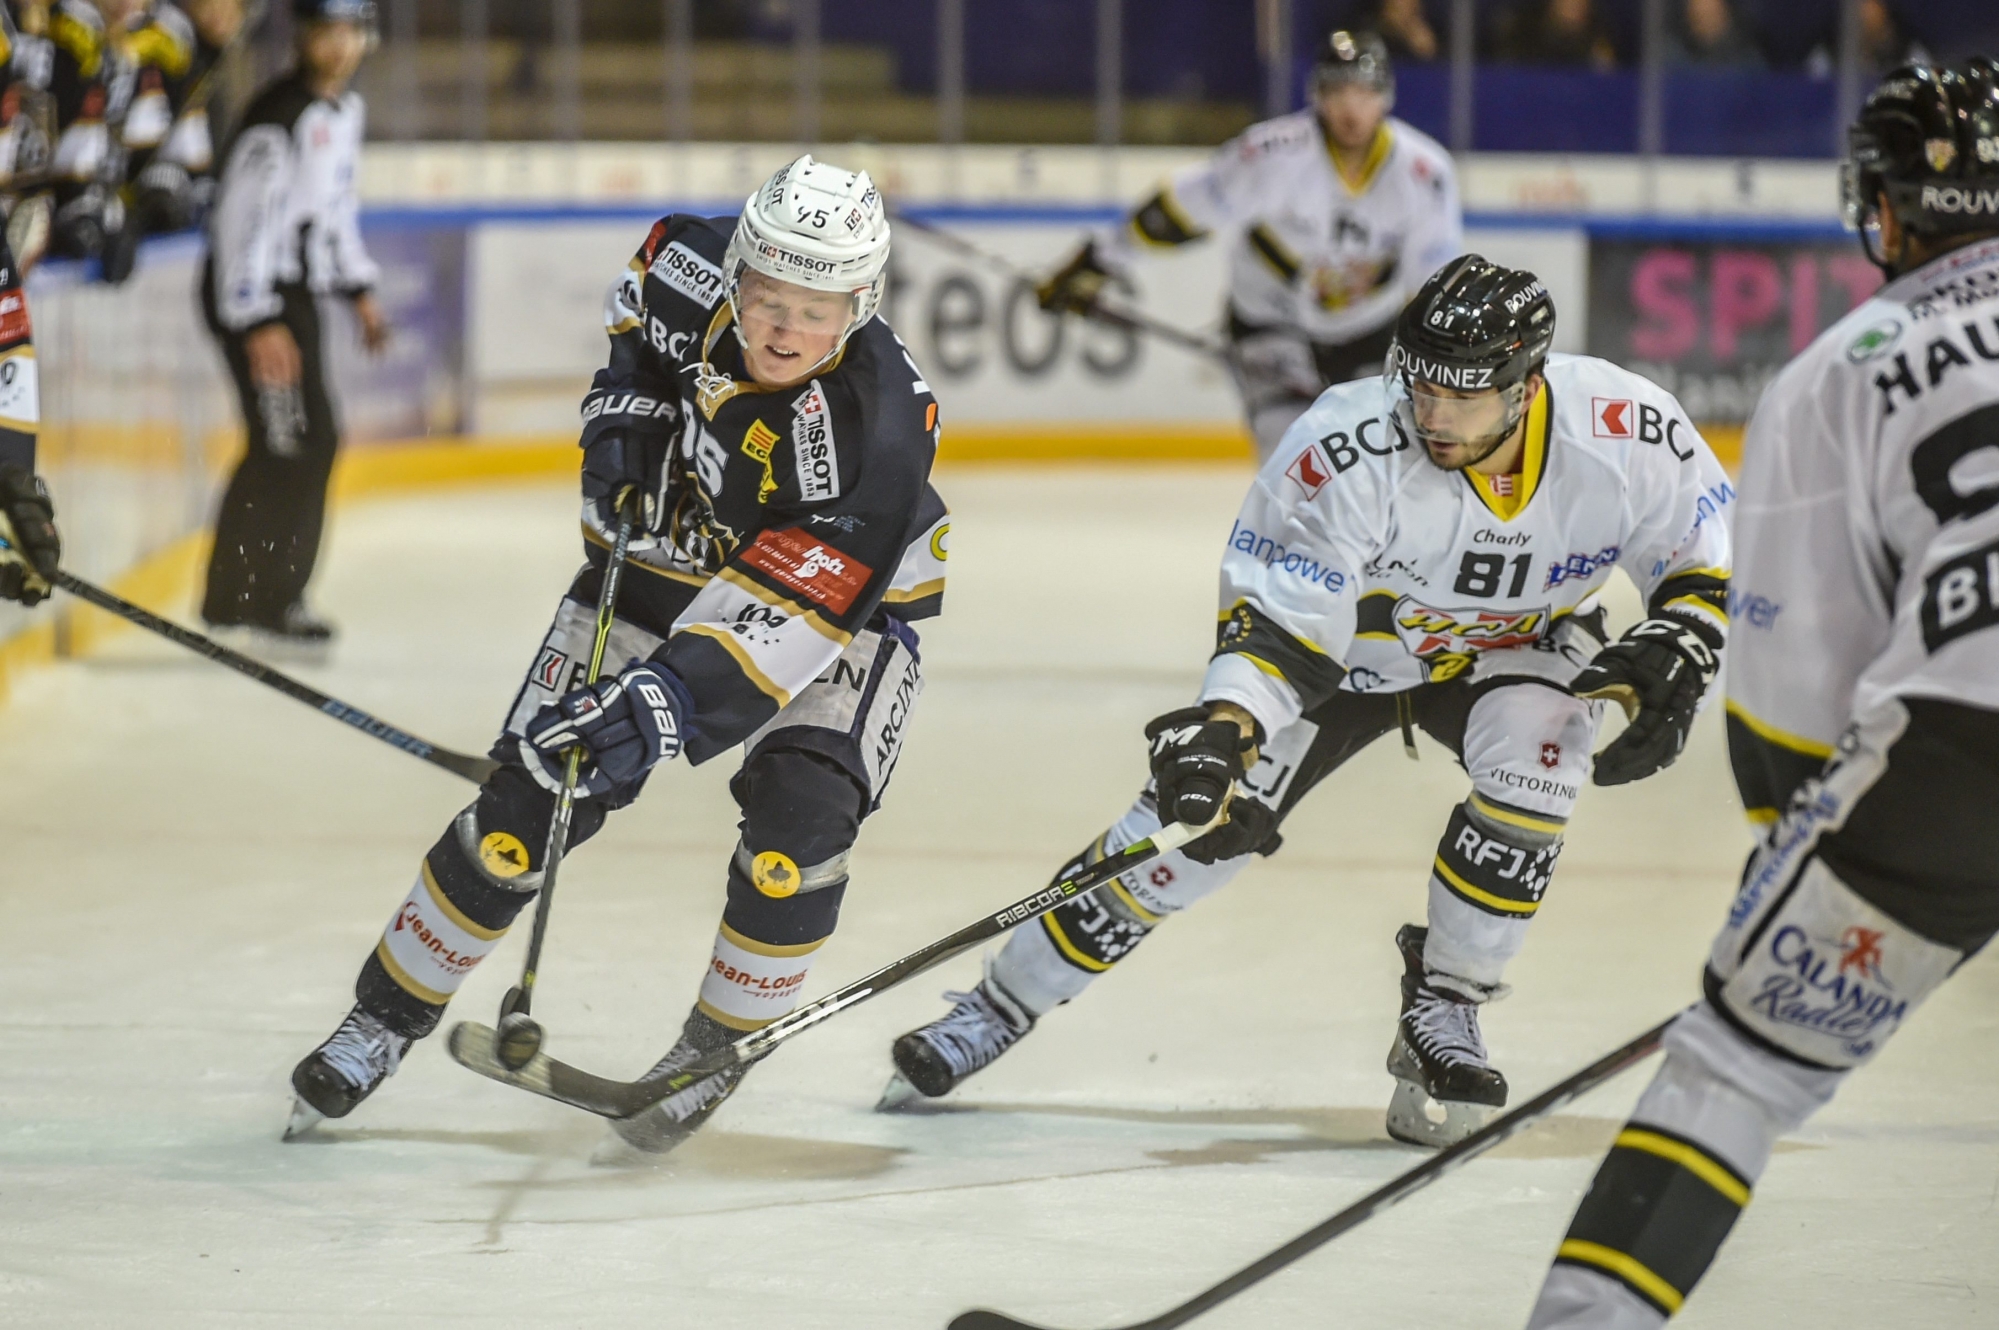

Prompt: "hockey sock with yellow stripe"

[695,838,850,1031]
[1550,1123,1752,1320]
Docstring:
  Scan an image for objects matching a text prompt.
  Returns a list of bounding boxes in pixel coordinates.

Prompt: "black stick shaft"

[618,817,1217,1112]
[49,568,499,784]
[509,503,636,1016]
[950,1019,1672,1330]
[890,210,1231,361]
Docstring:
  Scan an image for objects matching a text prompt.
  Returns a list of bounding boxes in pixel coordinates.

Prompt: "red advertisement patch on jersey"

[0,292,30,344]
[1593,398,1634,438]
[740,527,873,616]
[640,218,670,265]
[1287,444,1332,499]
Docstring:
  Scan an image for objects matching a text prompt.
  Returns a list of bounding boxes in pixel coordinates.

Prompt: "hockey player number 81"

[1454,552,1534,599]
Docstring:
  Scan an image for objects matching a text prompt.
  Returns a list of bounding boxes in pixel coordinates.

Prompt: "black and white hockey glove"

[520,659,693,798]
[1144,705,1275,865]
[0,463,59,607]
[1571,618,1719,787]
[1035,241,1113,317]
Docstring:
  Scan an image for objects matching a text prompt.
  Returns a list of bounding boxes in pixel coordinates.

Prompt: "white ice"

[2,471,1995,1328]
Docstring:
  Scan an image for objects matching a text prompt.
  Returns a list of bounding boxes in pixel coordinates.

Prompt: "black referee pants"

[201,280,340,627]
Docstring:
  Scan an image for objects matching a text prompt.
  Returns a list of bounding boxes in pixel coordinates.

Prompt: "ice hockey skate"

[206,603,339,666]
[1385,924,1508,1148]
[591,1008,751,1164]
[285,1004,411,1139]
[880,960,1035,1110]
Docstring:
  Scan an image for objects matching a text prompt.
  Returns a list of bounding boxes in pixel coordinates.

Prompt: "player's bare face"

[1409,381,1518,471]
[1316,84,1388,152]
[736,271,855,389]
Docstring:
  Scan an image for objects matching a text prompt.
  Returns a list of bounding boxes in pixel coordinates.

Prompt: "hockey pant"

[353,561,924,1040]
[992,659,1604,1018]
[1527,697,1999,1328]
[1226,312,1396,459]
[202,280,341,626]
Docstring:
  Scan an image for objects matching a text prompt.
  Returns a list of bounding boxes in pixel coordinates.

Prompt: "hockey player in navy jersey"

[1524,59,1999,1329]
[287,156,950,1160]
[890,255,1732,1148]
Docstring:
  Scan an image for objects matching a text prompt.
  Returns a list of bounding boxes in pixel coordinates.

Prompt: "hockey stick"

[448,811,1224,1116]
[946,1017,1673,1330]
[890,210,1232,362]
[491,492,638,1069]
[5,544,500,784]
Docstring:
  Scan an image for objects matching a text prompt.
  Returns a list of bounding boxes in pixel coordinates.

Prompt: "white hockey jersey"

[1726,236,1999,823]
[1104,111,1462,345]
[1200,354,1734,739]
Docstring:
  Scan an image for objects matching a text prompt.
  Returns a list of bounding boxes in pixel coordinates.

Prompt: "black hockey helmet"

[1311,30,1393,98]
[1387,255,1556,456]
[1842,61,1999,272]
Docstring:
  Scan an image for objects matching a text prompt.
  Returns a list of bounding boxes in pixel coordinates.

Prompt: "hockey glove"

[580,426,675,547]
[0,464,59,607]
[1035,242,1113,316]
[1571,618,1719,787]
[1145,705,1274,865]
[519,659,693,799]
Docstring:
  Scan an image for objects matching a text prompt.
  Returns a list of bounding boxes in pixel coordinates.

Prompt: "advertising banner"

[1587,233,1881,423]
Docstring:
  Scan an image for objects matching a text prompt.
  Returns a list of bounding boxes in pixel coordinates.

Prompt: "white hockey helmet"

[723,155,891,351]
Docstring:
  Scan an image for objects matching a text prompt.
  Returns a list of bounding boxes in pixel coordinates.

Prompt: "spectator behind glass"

[1488,0,1619,71]
[1807,0,1930,79]
[1663,0,1766,67]
[1355,0,1439,63]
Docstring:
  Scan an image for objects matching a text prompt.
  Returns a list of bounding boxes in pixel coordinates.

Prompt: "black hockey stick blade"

[946,1017,1674,1330]
[448,815,1223,1118]
[889,210,1231,362]
[48,566,499,784]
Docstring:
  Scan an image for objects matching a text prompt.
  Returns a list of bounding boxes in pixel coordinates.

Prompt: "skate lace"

[319,1010,408,1087]
[1405,988,1488,1069]
[920,985,1026,1078]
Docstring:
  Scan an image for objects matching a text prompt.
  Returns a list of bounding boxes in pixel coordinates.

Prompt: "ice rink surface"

[2,469,1995,1328]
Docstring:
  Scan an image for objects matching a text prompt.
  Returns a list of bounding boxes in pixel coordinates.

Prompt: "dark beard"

[1418,425,1514,473]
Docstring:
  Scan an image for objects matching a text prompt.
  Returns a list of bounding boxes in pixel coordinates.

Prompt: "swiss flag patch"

[1287,444,1332,499]
[1593,398,1634,438]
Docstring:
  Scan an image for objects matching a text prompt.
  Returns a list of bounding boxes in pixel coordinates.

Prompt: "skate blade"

[874,1071,927,1113]
[1385,1076,1497,1149]
[282,1096,326,1141]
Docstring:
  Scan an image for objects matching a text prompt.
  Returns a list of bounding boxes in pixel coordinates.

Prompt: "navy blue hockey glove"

[579,427,674,547]
[519,660,693,798]
[0,463,59,607]
[1145,705,1276,864]
[1571,618,1719,787]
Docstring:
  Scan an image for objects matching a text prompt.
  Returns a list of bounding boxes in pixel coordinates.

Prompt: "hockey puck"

[496,1012,544,1069]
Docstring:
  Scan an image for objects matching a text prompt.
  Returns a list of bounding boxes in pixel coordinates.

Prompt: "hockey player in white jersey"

[889,255,1733,1146]
[1037,29,1463,458]
[1524,59,1999,1328]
